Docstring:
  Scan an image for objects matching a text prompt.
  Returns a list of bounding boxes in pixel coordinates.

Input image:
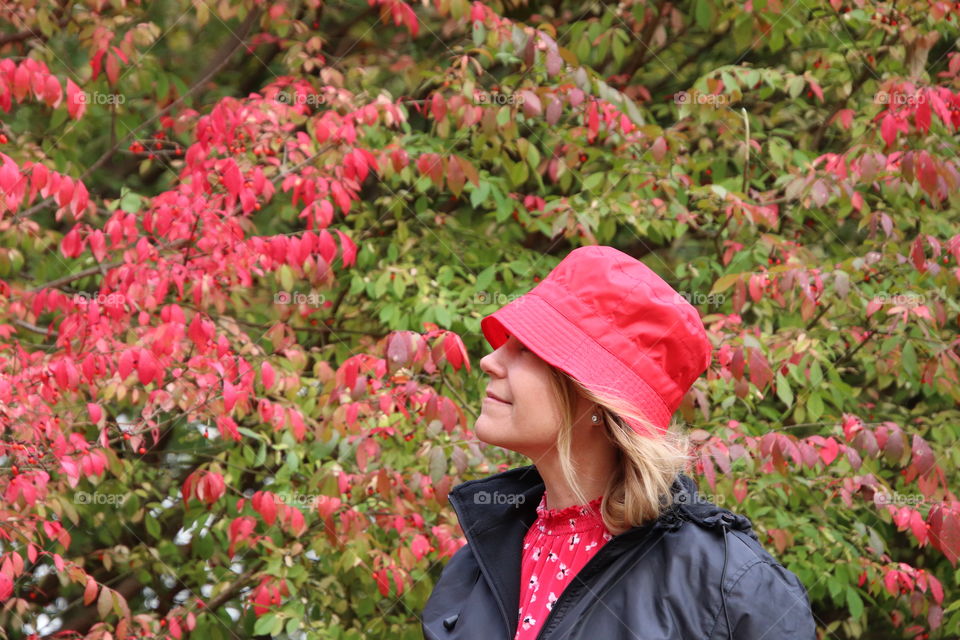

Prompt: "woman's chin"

[474,416,509,448]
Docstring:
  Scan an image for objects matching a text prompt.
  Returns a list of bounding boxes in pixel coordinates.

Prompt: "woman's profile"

[421,245,817,640]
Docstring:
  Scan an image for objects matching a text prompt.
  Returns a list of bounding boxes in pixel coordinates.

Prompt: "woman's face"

[476,332,592,459]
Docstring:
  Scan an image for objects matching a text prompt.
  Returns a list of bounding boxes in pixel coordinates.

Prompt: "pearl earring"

[591,414,600,423]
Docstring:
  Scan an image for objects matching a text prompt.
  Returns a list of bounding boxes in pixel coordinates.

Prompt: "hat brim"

[480,293,673,436]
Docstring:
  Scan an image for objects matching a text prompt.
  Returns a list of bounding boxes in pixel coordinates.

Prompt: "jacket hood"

[445,465,758,635]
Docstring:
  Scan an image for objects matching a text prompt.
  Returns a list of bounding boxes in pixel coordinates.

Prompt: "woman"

[421,245,817,640]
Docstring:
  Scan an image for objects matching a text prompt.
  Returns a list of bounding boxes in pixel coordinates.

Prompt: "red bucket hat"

[480,245,712,437]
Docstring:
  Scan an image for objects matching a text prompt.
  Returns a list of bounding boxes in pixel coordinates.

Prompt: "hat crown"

[531,246,712,394]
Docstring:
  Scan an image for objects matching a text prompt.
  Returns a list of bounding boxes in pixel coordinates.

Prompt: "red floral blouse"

[514,492,613,640]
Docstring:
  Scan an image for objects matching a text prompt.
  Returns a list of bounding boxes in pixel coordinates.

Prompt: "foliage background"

[1,0,959,638]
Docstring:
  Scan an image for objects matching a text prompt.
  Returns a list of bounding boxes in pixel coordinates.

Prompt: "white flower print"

[556,563,569,579]
[584,540,598,551]
[532,547,541,561]
[568,533,581,550]
[522,615,537,630]
[547,551,559,562]
[568,517,576,529]
[528,574,539,591]
[602,532,612,541]
[546,592,558,611]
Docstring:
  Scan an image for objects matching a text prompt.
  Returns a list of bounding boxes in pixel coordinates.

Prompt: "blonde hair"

[547,366,695,536]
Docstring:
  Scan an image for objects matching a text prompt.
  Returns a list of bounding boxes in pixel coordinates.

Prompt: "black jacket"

[422,465,816,640]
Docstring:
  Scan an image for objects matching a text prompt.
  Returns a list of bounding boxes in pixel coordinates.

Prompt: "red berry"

[138,447,146,454]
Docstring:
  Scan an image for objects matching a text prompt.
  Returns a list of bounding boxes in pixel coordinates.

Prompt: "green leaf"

[809,359,823,387]
[434,305,452,327]
[145,514,161,539]
[776,371,793,408]
[156,72,170,102]
[846,586,863,619]
[694,0,715,30]
[470,180,491,207]
[582,172,605,192]
[786,76,805,99]
[901,340,917,377]
[195,532,214,560]
[120,190,143,213]
[807,391,824,423]
[475,265,496,291]
[278,265,294,292]
[472,21,486,47]
[286,616,300,636]
[254,613,277,636]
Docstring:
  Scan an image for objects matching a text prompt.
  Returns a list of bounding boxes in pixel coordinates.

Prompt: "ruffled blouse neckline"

[533,492,605,535]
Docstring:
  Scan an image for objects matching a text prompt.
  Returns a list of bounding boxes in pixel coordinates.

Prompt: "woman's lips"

[485,393,511,404]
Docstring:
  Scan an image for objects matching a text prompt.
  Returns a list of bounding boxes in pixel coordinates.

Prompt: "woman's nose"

[479,349,502,377]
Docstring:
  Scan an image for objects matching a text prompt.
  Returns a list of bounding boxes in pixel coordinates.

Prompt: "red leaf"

[442,332,470,372]
[520,90,542,118]
[910,510,929,546]
[819,437,839,466]
[883,570,899,597]
[929,574,944,604]
[915,99,932,133]
[430,93,446,121]
[918,152,939,197]
[331,180,352,214]
[931,510,960,567]
[287,407,306,442]
[374,569,390,597]
[837,108,854,129]
[137,349,157,386]
[65,79,85,119]
[880,113,899,147]
[83,577,99,605]
[253,491,277,526]
[60,226,83,259]
[410,534,431,560]
[261,361,275,390]
[0,572,12,603]
[911,434,935,477]
[12,63,30,101]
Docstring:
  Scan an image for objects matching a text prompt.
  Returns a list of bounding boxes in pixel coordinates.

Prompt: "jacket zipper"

[447,491,516,639]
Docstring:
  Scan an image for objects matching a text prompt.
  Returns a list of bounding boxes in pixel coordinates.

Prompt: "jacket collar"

[446,465,757,635]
